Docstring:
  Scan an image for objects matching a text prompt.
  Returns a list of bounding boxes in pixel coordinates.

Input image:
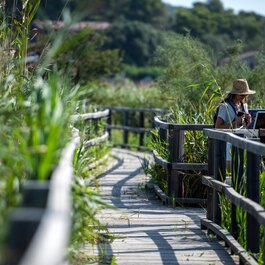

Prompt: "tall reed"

[0,0,78,259]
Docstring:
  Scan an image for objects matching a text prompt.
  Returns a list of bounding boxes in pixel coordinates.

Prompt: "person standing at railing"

[214,79,256,129]
[214,79,256,172]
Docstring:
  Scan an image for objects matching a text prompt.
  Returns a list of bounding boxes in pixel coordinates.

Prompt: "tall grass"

[69,116,112,263]
[0,2,110,264]
[153,32,265,261]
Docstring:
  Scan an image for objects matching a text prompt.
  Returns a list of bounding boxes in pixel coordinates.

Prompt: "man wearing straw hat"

[215,79,256,129]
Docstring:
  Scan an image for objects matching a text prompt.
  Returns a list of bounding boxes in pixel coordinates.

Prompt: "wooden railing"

[71,109,109,148]
[4,110,109,265]
[5,136,80,265]
[106,106,163,150]
[72,109,110,169]
[202,128,264,265]
[153,116,212,205]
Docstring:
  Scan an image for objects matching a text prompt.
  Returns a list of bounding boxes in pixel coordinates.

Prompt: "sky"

[162,0,265,17]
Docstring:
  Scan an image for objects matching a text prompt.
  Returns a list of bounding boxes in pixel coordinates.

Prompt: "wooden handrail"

[203,128,265,263]
[6,110,109,265]
[19,136,80,265]
[106,106,163,113]
[71,109,109,122]
[106,107,164,149]
[153,150,208,171]
[204,128,264,155]
[83,132,109,147]
[107,125,150,133]
[153,117,211,204]
[202,176,265,226]
[154,116,213,130]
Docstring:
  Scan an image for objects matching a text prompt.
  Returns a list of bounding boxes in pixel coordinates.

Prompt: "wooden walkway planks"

[90,148,239,265]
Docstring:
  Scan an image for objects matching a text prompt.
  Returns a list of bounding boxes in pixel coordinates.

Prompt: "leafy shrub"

[123,65,164,80]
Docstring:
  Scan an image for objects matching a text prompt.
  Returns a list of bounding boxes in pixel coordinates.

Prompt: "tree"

[105,20,165,66]
[123,0,167,28]
[206,0,224,13]
[153,32,215,104]
[71,0,167,28]
[38,0,75,20]
[53,29,121,84]
[70,0,120,22]
[171,0,265,59]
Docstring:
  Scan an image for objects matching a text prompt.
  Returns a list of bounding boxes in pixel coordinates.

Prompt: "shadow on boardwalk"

[93,148,238,265]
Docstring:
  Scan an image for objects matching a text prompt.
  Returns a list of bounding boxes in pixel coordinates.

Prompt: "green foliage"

[106,20,165,66]
[151,30,265,262]
[0,2,81,262]
[23,75,77,180]
[2,0,41,75]
[142,159,167,194]
[38,0,74,20]
[53,28,121,85]
[0,3,114,264]
[171,1,265,58]
[154,32,265,112]
[149,129,169,160]
[119,0,167,28]
[159,106,209,199]
[123,65,164,80]
[143,129,168,193]
[71,0,167,28]
[70,129,112,263]
[248,52,265,107]
[154,32,217,107]
[88,79,167,109]
[35,0,265,71]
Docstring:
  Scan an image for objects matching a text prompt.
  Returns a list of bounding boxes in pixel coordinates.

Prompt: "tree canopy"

[105,20,165,66]
[171,0,265,58]
[33,0,265,67]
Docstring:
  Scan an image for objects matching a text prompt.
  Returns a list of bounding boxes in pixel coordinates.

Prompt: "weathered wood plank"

[84,148,239,265]
[204,128,265,156]
[71,109,109,121]
[202,175,265,227]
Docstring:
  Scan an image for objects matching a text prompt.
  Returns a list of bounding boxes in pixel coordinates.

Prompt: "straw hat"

[229,79,256,95]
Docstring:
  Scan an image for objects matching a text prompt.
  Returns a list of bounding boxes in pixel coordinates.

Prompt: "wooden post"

[5,208,44,265]
[22,181,50,208]
[158,127,167,143]
[123,111,129,146]
[207,138,214,221]
[151,112,157,143]
[139,112,145,147]
[87,119,92,140]
[94,118,99,136]
[246,151,260,254]
[263,232,265,265]
[231,145,244,240]
[213,139,226,225]
[107,109,112,141]
[167,129,184,199]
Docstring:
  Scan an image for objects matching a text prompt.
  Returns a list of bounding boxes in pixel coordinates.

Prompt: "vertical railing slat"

[123,111,129,146]
[167,129,185,199]
[107,109,112,141]
[246,151,260,253]
[207,138,214,221]
[139,111,145,147]
[213,139,226,225]
[231,146,244,240]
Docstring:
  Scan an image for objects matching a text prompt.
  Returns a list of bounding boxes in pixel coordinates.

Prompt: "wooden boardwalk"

[90,148,239,265]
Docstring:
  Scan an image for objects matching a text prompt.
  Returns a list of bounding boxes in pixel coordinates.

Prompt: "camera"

[237,111,245,117]
[237,111,248,126]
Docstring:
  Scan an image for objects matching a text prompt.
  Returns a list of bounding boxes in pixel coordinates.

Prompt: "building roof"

[218,50,258,67]
[32,19,110,32]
